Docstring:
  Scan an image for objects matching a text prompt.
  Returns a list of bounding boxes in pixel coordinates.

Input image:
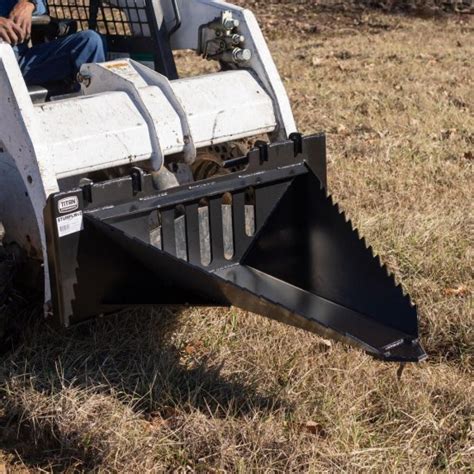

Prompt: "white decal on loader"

[56,211,83,237]
[58,196,79,214]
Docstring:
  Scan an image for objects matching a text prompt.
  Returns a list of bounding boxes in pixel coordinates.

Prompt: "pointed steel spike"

[382,264,390,277]
[347,218,353,227]
[403,293,414,307]
[360,236,367,248]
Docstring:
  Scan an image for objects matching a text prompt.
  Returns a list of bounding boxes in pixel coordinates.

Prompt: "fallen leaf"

[463,151,473,161]
[302,420,327,437]
[162,406,181,419]
[184,340,204,355]
[146,412,169,430]
[311,56,323,66]
[319,338,333,348]
[443,285,470,297]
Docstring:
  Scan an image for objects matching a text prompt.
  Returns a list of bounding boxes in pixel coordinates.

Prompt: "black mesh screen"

[47,0,152,38]
[46,0,179,78]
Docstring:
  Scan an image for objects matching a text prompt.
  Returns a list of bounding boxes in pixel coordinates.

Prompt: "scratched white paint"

[0,43,57,302]
[171,70,276,146]
[41,64,276,178]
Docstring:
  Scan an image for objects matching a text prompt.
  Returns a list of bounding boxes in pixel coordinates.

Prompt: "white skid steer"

[0,0,426,362]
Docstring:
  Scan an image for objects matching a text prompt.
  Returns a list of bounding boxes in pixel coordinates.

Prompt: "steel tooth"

[347,218,353,227]
[403,293,414,307]
[360,236,367,248]
[404,293,414,307]
[382,263,391,278]
[387,272,396,285]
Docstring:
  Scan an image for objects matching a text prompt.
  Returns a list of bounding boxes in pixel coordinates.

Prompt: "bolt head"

[232,48,252,63]
[223,18,239,30]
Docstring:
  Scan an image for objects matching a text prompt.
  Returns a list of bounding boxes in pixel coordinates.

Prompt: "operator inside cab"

[0,0,106,85]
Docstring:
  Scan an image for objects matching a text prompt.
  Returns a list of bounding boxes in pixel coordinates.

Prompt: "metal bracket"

[79,61,165,176]
[130,60,197,165]
[198,10,252,65]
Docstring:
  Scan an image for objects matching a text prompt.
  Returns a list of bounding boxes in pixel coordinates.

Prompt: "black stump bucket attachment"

[45,134,426,362]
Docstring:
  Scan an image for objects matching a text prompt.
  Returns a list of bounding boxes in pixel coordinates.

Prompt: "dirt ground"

[0,3,473,472]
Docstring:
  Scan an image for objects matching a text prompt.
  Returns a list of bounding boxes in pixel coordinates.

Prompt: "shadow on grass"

[0,306,290,470]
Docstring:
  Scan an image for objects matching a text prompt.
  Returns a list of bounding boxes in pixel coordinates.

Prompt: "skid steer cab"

[0,0,426,363]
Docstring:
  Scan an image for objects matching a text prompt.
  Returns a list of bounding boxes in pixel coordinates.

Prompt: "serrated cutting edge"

[323,190,416,320]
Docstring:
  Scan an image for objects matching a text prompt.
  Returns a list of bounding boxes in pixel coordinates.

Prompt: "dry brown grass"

[1,5,473,473]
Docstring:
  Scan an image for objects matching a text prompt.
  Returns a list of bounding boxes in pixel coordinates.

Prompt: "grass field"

[0,3,473,472]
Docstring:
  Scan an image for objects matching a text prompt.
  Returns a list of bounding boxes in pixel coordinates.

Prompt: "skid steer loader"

[0,0,426,362]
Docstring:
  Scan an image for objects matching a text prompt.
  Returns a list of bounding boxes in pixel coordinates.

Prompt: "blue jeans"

[18,30,106,85]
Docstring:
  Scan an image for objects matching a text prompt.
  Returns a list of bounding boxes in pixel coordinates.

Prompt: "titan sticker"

[58,196,79,214]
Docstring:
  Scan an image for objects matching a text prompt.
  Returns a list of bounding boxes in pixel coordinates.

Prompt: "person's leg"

[18,30,106,85]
